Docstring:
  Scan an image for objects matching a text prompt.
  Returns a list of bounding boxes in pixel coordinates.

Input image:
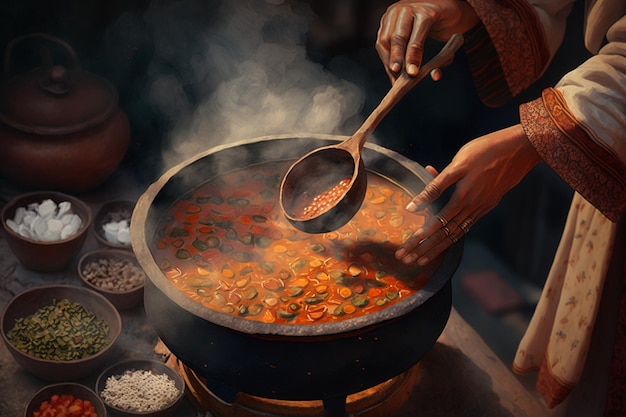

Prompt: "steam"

[104,0,365,173]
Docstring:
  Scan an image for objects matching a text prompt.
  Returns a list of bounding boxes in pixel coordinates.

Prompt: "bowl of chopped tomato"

[24,382,107,417]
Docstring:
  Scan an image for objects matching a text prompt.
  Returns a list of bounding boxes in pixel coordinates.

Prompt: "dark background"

[0,0,591,286]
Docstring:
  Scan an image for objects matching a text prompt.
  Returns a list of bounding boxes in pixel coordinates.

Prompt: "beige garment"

[513,193,619,411]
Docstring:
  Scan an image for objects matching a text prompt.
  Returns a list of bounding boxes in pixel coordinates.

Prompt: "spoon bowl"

[280,34,464,233]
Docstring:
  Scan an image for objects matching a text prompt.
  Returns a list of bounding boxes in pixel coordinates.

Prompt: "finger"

[406,182,441,213]
[406,167,459,213]
[395,224,449,263]
[404,13,434,76]
[396,207,480,265]
[377,9,404,77]
[430,68,443,81]
[394,210,449,259]
[413,212,480,265]
[424,165,439,177]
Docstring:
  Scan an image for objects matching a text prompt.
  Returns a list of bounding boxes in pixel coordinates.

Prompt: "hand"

[395,125,542,265]
[376,0,479,82]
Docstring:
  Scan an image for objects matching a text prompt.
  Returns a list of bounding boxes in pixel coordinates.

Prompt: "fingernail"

[405,201,417,212]
[395,248,405,259]
[391,62,401,73]
[417,257,430,266]
[403,254,418,264]
[408,64,418,75]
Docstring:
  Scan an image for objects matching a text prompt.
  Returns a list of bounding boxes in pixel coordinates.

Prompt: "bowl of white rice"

[96,358,185,417]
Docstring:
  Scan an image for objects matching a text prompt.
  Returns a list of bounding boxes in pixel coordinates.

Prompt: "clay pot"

[0,33,130,192]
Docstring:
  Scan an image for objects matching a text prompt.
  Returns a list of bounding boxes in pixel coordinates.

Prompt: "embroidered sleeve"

[520,89,626,222]
[464,0,565,107]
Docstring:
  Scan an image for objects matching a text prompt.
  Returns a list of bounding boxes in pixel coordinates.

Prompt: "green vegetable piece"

[386,291,400,300]
[169,227,189,238]
[243,286,258,300]
[351,296,369,308]
[309,243,326,253]
[192,238,210,251]
[277,309,297,320]
[231,251,252,263]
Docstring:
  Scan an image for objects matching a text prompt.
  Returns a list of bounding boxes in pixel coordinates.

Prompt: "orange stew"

[152,161,440,325]
[32,394,98,417]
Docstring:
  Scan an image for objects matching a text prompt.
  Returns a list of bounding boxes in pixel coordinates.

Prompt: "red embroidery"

[520,88,625,222]
[467,0,549,96]
[536,358,576,408]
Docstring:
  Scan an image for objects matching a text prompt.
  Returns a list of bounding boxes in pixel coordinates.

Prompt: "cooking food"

[295,177,352,219]
[152,160,440,325]
[31,393,98,417]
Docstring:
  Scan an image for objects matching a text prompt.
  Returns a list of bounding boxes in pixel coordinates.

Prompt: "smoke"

[104,0,365,173]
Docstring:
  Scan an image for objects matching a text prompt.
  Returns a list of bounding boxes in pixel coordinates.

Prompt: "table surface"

[0,169,552,417]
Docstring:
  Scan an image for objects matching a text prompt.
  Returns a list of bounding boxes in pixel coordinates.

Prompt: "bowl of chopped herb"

[96,358,185,417]
[1,284,122,381]
[24,382,107,417]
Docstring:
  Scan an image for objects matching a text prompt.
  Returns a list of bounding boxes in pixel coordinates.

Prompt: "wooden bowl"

[24,382,108,417]
[1,191,92,272]
[78,249,145,310]
[96,358,185,417]
[92,200,135,250]
[1,284,122,381]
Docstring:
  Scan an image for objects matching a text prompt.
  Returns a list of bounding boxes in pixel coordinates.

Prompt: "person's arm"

[521,14,626,223]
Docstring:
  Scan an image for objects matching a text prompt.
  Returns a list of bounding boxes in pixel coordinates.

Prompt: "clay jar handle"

[4,32,81,95]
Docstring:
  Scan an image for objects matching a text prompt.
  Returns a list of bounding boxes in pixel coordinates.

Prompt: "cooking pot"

[131,134,463,417]
[0,33,130,192]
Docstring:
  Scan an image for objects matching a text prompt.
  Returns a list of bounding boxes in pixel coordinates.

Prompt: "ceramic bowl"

[96,358,185,417]
[92,200,135,250]
[78,249,145,310]
[1,284,122,381]
[1,191,92,272]
[24,382,108,417]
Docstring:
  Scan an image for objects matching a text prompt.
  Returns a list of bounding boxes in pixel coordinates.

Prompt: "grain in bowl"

[78,249,146,310]
[96,359,185,417]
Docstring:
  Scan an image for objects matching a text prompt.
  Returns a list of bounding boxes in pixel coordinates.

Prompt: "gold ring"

[442,226,450,236]
[448,233,459,243]
[459,217,473,234]
[436,214,448,227]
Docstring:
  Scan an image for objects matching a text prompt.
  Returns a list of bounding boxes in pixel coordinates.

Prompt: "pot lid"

[0,64,119,135]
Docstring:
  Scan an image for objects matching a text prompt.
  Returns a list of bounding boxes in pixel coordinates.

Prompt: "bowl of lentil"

[1,284,122,382]
[92,200,135,250]
[96,358,185,417]
[24,382,107,417]
[1,191,92,272]
[78,249,146,310]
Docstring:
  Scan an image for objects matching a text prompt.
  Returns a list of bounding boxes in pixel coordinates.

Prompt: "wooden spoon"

[280,34,464,233]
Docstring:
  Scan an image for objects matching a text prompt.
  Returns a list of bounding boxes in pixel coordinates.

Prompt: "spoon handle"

[349,33,464,151]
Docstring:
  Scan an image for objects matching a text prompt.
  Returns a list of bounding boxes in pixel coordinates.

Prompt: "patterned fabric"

[520,89,626,223]
[466,0,550,98]
[512,194,618,408]
[463,22,512,107]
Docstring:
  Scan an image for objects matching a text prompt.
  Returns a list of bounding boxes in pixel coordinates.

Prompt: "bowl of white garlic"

[1,191,92,272]
[92,200,134,250]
